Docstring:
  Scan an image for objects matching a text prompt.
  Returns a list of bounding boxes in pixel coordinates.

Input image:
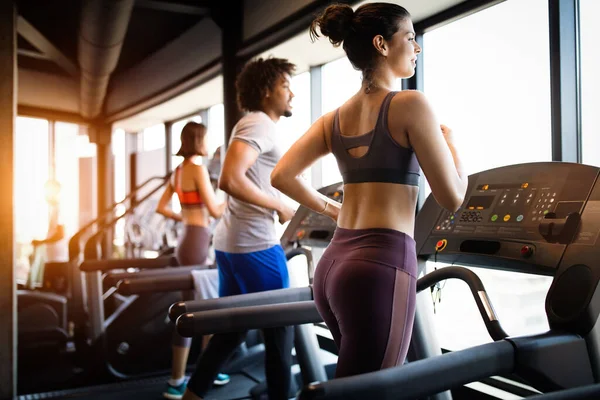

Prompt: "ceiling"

[15,0,470,133]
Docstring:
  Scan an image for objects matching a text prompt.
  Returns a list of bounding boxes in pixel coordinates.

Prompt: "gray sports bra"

[331,91,421,186]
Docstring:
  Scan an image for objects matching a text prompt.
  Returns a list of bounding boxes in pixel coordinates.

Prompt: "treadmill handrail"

[169,286,313,322]
[416,266,509,341]
[176,300,323,337]
[168,246,315,321]
[83,178,171,260]
[104,266,199,286]
[68,174,169,261]
[117,273,195,295]
[286,247,315,284]
[80,256,179,272]
[297,340,515,400]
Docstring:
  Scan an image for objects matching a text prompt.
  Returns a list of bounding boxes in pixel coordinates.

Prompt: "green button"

[491,214,498,222]
[543,209,549,215]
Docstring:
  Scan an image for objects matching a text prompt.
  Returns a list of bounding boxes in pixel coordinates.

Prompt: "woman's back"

[172,160,210,227]
[325,89,420,236]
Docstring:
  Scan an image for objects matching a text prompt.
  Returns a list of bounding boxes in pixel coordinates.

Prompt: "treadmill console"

[281,182,343,248]
[415,163,599,274]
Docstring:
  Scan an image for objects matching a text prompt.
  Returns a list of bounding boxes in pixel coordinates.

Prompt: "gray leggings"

[173,225,211,347]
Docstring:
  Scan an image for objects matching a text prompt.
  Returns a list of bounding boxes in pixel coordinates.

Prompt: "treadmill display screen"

[466,195,495,210]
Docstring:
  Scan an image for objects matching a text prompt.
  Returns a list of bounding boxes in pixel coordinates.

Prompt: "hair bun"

[310,4,354,47]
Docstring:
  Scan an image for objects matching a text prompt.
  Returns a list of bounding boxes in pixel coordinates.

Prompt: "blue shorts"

[215,245,289,297]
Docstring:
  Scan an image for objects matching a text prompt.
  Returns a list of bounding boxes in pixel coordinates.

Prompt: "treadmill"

[174,162,600,399]
[295,161,600,399]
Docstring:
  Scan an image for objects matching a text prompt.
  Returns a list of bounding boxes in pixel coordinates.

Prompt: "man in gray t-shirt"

[183,58,297,400]
[212,111,287,253]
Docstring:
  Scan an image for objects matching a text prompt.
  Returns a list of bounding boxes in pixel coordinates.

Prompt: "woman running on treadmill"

[271,3,468,378]
[156,122,229,399]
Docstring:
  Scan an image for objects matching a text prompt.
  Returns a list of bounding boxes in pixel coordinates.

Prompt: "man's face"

[269,73,294,118]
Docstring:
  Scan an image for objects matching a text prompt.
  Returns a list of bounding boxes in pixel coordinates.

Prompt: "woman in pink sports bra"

[272,3,467,379]
[156,121,228,398]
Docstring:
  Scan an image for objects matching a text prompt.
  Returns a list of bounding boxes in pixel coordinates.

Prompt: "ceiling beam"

[16,16,79,78]
[17,48,49,60]
[105,59,221,123]
[17,105,90,126]
[135,0,209,16]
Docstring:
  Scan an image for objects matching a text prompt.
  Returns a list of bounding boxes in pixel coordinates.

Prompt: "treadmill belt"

[17,373,258,400]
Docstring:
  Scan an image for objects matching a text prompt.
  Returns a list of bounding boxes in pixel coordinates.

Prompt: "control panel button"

[491,214,498,222]
[435,239,448,252]
[520,245,534,258]
[516,215,524,222]
[503,214,511,222]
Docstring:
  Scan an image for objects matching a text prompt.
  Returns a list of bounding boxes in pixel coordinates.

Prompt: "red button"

[520,245,533,257]
[435,239,447,251]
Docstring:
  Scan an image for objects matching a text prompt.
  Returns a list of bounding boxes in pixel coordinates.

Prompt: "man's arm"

[219,140,284,212]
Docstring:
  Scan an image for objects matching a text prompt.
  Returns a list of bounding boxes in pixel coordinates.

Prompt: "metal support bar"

[549,0,581,162]
[217,1,244,146]
[165,121,173,174]
[310,65,323,189]
[0,2,16,398]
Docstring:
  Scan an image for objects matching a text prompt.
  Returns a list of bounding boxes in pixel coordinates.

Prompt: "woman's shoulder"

[392,89,428,105]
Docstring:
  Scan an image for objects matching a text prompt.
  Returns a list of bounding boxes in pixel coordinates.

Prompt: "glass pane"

[276,71,312,188]
[142,123,166,151]
[207,104,224,157]
[422,0,552,199]
[581,0,600,166]
[112,128,127,249]
[421,0,552,351]
[15,117,49,282]
[275,71,312,239]
[54,122,81,240]
[321,57,363,186]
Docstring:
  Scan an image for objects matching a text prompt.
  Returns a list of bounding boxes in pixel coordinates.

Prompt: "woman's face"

[384,18,421,78]
[196,134,208,156]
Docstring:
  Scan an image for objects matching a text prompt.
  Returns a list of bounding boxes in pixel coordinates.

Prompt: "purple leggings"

[314,227,417,378]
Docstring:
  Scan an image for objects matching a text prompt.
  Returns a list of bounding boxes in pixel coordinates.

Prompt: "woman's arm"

[396,91,468,212]
[155,181,183,222]
[271,114,340,222]
[194,165,227,219]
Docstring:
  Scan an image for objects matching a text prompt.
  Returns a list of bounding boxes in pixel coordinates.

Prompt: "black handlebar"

[416,266,508,341]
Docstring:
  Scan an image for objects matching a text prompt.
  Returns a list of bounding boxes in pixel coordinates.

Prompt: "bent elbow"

[270,170,284,191]
[218,177,230,194]
[445,189,466,213]
[435,191,465,213]
[448,194,464,213]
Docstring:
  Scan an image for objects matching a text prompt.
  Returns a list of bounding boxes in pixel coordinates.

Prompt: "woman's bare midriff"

[336,182,419,238]
[181,207,211,227]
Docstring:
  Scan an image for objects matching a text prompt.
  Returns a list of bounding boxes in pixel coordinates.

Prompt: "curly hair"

[236,57,296,112]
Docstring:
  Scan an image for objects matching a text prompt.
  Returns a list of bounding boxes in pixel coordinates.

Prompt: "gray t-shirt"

[213,112,282,253]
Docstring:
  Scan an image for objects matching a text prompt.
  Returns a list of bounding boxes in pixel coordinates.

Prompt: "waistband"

[182,224,211,233]
[331,226,416,248]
